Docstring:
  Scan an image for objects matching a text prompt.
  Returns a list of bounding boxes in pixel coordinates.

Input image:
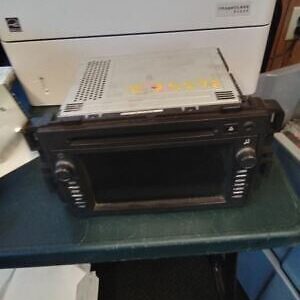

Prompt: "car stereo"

[30,49,284,215]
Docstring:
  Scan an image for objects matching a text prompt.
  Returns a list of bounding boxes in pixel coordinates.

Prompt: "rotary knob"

[236,147,257,169]
[54,160,75,182]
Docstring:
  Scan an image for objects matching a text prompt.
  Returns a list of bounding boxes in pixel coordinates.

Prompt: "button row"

[224,122,256,134]
[232,170,248,199]
[68,181,87,208]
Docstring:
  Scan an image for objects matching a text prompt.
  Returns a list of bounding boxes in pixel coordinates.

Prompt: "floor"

[94,256,249,300]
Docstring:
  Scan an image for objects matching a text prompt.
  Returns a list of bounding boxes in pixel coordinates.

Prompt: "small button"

[237,170,247,174]
[224,123,238,134]
[68,186,80,189]
[78,205,87,208]
[235,179,246,183]
[72,193,83,197]
[68,181,77,185]
[233,187,244,191]
[234,183,246,187]
[244,121,255,132]
[71,189,80,194]
[233,191,244,195]
[236,174,247,178]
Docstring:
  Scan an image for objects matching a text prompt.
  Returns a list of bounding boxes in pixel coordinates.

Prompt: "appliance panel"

[2,26,270,105]
[0,0,276,42]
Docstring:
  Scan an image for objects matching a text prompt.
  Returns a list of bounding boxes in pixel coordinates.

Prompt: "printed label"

[5,17,22,32]
[217,2,251,17]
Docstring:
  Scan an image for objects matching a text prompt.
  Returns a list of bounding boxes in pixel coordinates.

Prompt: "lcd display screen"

[79,144,232,204]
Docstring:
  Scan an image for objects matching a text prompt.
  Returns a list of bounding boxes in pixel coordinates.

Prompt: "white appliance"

[0,0,276,106]
[0,67,26,163]
[0,67,38,178]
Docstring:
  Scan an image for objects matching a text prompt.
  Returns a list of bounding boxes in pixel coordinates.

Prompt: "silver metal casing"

[59,48,241,119]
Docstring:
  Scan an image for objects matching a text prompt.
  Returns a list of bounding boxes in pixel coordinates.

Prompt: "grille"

[63,103,83,113]
[215,91,235,100]
[74,60,111,102]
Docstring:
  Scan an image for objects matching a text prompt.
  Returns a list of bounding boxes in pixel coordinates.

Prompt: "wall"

[267,0,300,70]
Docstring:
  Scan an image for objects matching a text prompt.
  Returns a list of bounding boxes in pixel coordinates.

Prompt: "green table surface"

[0,157,299,268]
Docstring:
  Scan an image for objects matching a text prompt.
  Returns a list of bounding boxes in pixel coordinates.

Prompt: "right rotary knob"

[236,147,257,169]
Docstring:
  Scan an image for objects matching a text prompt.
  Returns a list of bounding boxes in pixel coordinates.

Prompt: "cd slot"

[94,196,226,213]
[70,128,215,149]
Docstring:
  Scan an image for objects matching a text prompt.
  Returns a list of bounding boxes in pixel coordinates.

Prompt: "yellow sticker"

[210,79,222,89]
[151,83,164,92]
[198,79,208,89]
[183,81,195,90]
[168,82,181,91]
[129,84,143,94]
